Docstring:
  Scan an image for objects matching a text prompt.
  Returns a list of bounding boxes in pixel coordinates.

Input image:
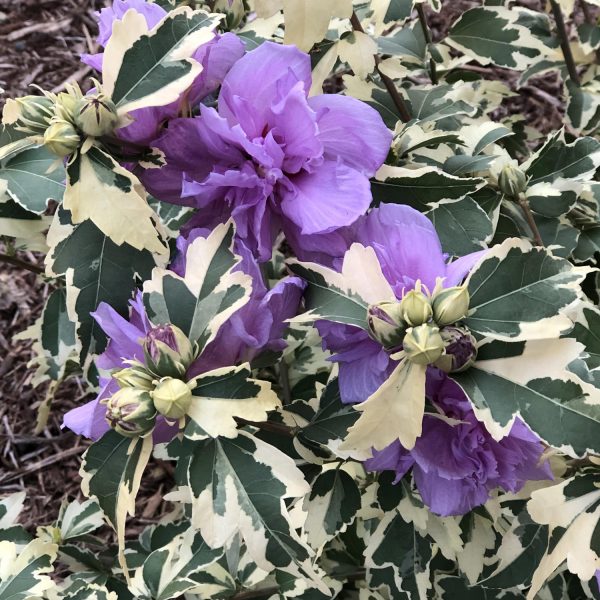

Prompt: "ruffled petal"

[280,160,371,234]
[309,93,392,177]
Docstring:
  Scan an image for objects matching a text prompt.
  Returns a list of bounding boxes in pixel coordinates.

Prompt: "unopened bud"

[43,119,80,157]
[2,95,54,133]
[400,281,432,326]
[431,285,470,326]
[367,302,405,349]
[403,323,444,365]
[151,377,193,419]
[498,164,527,199]
[434,326,478,373]
[113,365,155,391]
[144,324,195,377]
[76,93,118,137]
[104,388,156,438]
[55,92,80,124]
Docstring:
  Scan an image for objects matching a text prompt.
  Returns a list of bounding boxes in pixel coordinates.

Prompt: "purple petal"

[310,93,392,177]
[364,440,415,482]
[445,250,487,287]
[281,160,371,234]
[219,41,312,138]
[95,0,166,46]
[62,395,110,441]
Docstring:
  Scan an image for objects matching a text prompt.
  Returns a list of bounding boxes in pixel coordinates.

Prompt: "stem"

[517,194,544,247]
[234,417,296,437]
[0,252,44,274]
[416,4,438,84]
[279,359,292,405]
[350,12,411,122]
[549,0,581,86]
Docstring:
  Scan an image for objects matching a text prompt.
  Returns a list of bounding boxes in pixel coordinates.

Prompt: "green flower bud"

[104,388,156,438]
[113,365,155,391]
[2,95,54,133]
[431,285,470,326]
[43,119,80,157]
[498,164,528,199]
[144,324,196,377]
[434,326,478,373]
[55,92,81,124]
[400,281,432,326]
[76,93,118,137]
[151,377,193,419]
[367,302,405,349]
[403,323,444,365]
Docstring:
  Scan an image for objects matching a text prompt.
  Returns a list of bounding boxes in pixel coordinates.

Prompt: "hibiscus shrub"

[3,0,600,598]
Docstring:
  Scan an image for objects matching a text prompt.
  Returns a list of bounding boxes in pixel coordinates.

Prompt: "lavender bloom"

[365,371,552,516]
[81,0,244,146]
[171,227,305,377]
[316,203,485,404]
[142,41,392,261]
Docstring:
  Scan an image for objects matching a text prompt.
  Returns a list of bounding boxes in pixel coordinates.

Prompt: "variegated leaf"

[104,7,221,115]
[55,499,104,542]
[143,221,252,351]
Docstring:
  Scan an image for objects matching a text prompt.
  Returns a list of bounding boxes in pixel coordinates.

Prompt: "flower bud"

[434,326,478,373]
[113,365,155,391]
[432,285,470,326]
[55,92,80,124]
[498,164,528,199]
[43,119,80,157]
[400,283,432,326]
[2,95,54,133]
[151,377,193,419]
[367,302,405,349]
[403,323,444,365]
[76,93,118,137]
[104,388,156,438]
[144,324,195,377]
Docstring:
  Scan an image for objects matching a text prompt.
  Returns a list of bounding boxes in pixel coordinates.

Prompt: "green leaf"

[427,197,492,256]
[378,24,426,63]
[372,166,486,210]
[0,539,57,600]
[171,431,324,589]
[0,146,65,213]
[453,338,600,456]
[80,430,153,568]
[106,7,221,113]
[304,468,361,548]
[447,7,548,70]
[143,221,251,350]
[56,499,104,542]
[464,239,587,340]
[574,226,600,262]
[48,208,157,360]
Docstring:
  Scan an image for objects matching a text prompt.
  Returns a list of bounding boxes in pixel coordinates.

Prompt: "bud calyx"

[434,326,478,373]
[403,323,444,365]
[104,388,157,438]
[498,164,528,199]
[151,377,193,419]
[431,285,470,326]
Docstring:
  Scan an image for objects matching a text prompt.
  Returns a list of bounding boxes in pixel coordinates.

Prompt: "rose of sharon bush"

[365,370,551,516]
[142,41,393,261]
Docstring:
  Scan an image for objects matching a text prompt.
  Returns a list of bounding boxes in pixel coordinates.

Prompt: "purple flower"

[142,41,392,261]
[365,371,552,516]
[81,0,244,146]
[315,203,485,404]
[171,227,305,376]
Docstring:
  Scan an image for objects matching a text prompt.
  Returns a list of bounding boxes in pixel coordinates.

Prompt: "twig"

[415,4,438,84]
[517,194,544,247]
[549,0,581,86]
[0,252,44,274]
[350,12,411,122]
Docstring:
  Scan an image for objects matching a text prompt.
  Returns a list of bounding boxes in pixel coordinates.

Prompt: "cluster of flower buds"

[101,324,198,437]
[367,279,475,369]
[1,80,119,159]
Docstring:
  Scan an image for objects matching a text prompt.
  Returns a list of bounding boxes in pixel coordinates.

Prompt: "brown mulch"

[0,0,582,540]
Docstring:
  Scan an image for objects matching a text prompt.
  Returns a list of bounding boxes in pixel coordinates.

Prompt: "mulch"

[0,0,583,537]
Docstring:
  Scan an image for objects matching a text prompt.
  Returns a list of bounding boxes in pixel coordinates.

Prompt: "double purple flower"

[310,204,551,516]
[142,41,392,261]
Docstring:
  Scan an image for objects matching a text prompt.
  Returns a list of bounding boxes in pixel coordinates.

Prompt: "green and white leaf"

[464,238,588,341]
[143,220,252,351]
[55,499,104,542]
[103,7,221,114]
